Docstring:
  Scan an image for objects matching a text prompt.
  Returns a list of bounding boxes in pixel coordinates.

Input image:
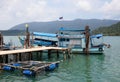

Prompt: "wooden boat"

[58,27,105,54]
[18,32,58,47]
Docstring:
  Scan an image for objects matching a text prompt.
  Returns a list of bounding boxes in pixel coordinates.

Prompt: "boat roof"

[33,32,57,37]
[59,27,87,32]
[90,34,103,38]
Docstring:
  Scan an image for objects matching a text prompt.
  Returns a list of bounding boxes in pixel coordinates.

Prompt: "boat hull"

[71,47,104,54]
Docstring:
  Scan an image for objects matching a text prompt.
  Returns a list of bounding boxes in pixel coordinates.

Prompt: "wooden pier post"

[57,50,59,58]
[85,26,90,55]
[63,50,66,60]
[14,54,18,62]
[67,49,71,59]
[0,55,3,63]
[2,56,5,63]
[36,51,39,61]
[29,52,32,60]
[19,53,22,61]
[39,51,43,60]
[5,55,8,63]
[24,24,30,49]
[0,32,4,50]
[48,50,51,59]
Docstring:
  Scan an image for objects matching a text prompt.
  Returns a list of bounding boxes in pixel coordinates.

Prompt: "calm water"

[0,36,120,82]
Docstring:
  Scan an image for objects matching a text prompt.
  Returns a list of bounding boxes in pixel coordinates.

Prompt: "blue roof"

[91,34,103,38]
[33,32,57,37]
[59,27,85,32]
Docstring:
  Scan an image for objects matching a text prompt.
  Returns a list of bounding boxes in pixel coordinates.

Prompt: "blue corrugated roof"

[33,32,57,37]
[59,27,85,32]
[91,34,103,38]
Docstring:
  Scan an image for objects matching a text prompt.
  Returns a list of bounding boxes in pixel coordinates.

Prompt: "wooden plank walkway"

[0,46,68,55]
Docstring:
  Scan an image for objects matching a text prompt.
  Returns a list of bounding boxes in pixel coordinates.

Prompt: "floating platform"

[2,61,60,76]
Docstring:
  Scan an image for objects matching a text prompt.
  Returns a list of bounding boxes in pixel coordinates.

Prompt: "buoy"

[13,63,21,66]
[56,63,59,67]
[23,69,35,76]
[45,63,56,71]
[3,66,15,71]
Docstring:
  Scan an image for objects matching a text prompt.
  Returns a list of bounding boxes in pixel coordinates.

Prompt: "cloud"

[101,0,120,19]
[0,0,120,30]
[76,0,92,12]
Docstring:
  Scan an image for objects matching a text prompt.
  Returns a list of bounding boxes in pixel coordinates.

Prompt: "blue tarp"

[59,27,85,32]
[33,32,57,37]
[91,34,103,38]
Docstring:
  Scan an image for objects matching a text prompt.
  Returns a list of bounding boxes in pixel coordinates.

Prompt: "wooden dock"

[0,46,70,64]
[0,46,68,55]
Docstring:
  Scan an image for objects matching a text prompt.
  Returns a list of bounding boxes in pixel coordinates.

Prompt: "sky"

[0,0,120,30]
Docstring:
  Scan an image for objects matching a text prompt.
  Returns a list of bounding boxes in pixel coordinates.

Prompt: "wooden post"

[39,51,43,60]
[57,50,59,58]
[3,55,5,63]
[14,54,18,62]
[36,51,39,61]
[0,55,3,63]
[0,32,3,50]
[63,50,66,60]
[48,50,51,59]
[19,53,22,61]
[30,52,33,60]
[5,55,8,63]
[67,49,71,59]
[85,26,90,55]
[29,52,32,60]
[24,24,30,48]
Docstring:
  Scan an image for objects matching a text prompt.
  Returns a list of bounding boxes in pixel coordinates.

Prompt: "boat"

[18,26,108,54]
[18,32,58,47]
[57,27,106,54]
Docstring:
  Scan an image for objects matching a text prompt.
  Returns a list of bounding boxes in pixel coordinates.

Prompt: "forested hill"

[10,19,119,33]
[92,22,120,36]
[0,30,25,36]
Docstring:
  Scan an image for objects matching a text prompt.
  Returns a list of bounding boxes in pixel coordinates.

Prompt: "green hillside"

[0,30,25,36]
[92,22,120,36]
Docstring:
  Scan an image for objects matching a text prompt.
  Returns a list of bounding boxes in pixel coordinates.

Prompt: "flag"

[59,16,63,19]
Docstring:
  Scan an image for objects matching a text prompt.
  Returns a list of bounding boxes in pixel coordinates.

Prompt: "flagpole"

[58,16,64,47]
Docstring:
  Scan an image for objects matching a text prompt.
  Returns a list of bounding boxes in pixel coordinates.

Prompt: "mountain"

[10,19,119,33]
[92,22,120,36]
[0,30,25,36]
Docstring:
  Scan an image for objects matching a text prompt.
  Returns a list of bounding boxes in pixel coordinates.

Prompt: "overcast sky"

[0,0,120,30]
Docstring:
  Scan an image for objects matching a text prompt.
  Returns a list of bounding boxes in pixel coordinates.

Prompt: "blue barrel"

[13,63,21,66]
[23,69,35,76]
[56,63,59,67]
[3,66,15,71]
[45,63,56,71]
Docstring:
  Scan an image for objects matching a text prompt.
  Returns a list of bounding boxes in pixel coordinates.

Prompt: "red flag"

[59,17,63,19]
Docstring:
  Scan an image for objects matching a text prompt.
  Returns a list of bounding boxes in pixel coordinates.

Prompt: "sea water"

[0,36,120,82]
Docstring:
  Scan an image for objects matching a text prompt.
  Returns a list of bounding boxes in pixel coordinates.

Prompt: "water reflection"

[83,54,105,82]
